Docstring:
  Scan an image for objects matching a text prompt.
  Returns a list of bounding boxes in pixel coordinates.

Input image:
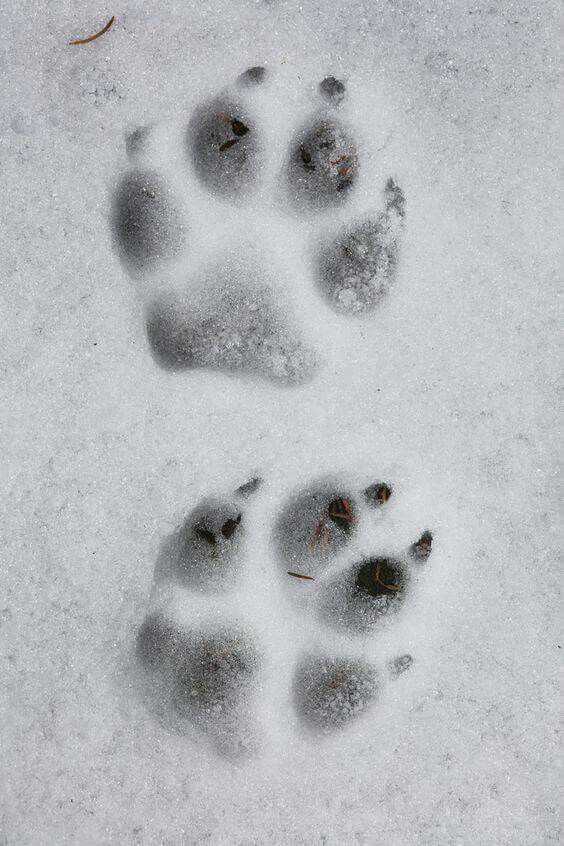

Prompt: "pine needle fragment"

[287,571,315,581]
[69,16,115,46]
[231,119,249,137]
[219,138,240,152]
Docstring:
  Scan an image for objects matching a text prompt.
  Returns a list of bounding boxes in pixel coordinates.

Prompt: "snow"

[0,0,560,844]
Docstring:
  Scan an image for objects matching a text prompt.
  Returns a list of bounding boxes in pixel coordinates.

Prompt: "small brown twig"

[373,562,400,591]
[308,516,330,552]
[69,16,115,45]
[328,507,353,523]
[328,497,355,523]
[219,138,240,152]
[330,154,349,166]
[287,571,315,581]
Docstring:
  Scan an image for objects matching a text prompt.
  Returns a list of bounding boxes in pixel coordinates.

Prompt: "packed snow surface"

[0,0,560,844]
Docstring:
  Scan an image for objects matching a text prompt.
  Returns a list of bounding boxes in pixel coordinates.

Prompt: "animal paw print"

[136,480,263,757]
[273,477,432,732]
[111,70,406,385]
[134,473,433,754]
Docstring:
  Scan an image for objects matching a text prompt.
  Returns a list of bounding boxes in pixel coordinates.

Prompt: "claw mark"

[69,15,115,45]
[410,531,433,561]
[288,571,315,580]
[234,477,262,499]
[385,178,406,218]
[388,654,413,678]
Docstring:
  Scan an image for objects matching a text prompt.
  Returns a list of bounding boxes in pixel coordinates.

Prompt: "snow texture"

[0,0,560,844]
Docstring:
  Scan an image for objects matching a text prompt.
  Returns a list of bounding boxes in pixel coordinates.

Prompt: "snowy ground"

[0,0,560,844]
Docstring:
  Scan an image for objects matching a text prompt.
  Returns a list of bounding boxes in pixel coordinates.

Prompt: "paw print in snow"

[134,473,433,753]
[136,484,262,756]
[111,70,406,385]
